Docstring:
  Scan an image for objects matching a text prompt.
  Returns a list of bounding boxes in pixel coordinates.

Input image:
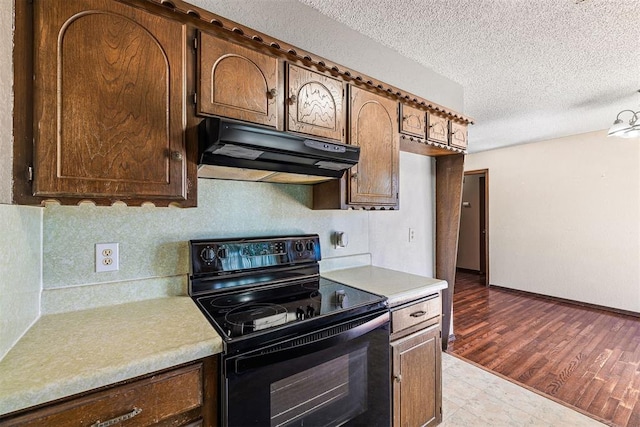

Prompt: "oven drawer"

[392,294,441,334]
[3,363,203,427]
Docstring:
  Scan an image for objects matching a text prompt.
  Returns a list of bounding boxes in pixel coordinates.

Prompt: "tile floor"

[441,352,606,426]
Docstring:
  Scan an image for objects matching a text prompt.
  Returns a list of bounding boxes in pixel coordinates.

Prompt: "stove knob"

[201,247,216,263]
[294,241,304,252]
[296,306,305,320]
[306,305,315,318]
[305,241,315,252]
[217,247,228,259]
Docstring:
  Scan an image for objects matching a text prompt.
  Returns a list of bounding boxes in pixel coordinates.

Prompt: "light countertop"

[0,297,222,416]
[322,266,448,307]
[0,266,445,416]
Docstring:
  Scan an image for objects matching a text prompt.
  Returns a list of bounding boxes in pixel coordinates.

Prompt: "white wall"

[457,174,480,270]
[369,152,435,277]
[465,130,640,312]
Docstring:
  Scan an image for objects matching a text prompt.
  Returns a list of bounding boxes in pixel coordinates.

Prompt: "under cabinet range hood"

[197,118,360,184]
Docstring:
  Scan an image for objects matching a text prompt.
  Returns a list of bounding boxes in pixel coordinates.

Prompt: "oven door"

[222,311,390,427]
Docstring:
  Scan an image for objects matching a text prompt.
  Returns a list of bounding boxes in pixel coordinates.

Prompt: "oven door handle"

[228,311,389,374]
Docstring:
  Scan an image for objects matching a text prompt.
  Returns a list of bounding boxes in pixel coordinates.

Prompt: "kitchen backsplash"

[0,205,41,359]
[40,152,435,313]
[42,178,370,289]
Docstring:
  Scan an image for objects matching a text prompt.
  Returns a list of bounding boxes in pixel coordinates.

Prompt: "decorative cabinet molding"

[13,0,470,208]
[450,122,468,149]
[31,0,194,206]
[286,63,345,142]
[399,104,426,139]
[347,86,399,208]
[197,31,282,129]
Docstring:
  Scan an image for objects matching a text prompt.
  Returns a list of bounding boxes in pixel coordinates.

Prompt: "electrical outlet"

[96,243,119,272]
[409,228,416,243]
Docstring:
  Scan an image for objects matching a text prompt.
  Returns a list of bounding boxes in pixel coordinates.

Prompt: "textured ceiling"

[297,0,640,152]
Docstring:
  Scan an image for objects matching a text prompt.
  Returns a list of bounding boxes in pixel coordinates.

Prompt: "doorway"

[456,169,489,286]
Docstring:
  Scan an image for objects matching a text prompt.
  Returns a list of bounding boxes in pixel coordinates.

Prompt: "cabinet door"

[286,63,345,142]
[391,325,442,427]
[450,122,468,149]
[348,86,399,207]
[33,0,189,202]
[198,31,280,128]
[400,104,426,139]
[426,113,449,145]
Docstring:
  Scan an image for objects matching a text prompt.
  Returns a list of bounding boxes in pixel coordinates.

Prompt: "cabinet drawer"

[5,363,203,427]
[391,295,441,334]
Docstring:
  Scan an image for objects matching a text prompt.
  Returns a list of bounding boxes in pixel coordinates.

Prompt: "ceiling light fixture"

[608,90,640,138]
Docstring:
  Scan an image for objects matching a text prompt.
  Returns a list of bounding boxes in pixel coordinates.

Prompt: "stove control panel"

[190,234,321,275]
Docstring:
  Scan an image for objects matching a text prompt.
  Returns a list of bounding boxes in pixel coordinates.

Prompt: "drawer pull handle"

[91,408,142,427]
[410,310,427,318]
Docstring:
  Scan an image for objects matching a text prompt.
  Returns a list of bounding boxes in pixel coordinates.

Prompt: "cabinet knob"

[268,88,277,98]
[351,172,358,180]
[171,151,183,161]
[290,94,297,103]
[394,374,402,383]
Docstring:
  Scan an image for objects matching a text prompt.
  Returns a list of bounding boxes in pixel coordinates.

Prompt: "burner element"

[209,294,252,309]
[225,303,289,335]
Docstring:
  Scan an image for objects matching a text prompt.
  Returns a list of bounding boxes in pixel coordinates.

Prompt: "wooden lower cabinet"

[0,357,218,427]
[390,295,442,427]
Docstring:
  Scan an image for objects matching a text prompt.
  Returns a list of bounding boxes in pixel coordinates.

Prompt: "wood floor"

[448,271,640,427]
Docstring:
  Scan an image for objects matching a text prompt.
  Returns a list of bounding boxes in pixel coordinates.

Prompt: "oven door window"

[224,320,389,427]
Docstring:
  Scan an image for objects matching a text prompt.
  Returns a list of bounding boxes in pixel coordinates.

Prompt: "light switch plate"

[96,243,119,272]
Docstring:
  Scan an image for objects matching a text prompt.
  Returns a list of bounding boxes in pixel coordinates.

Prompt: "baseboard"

[488,284,640,319]
[456,267,483,275]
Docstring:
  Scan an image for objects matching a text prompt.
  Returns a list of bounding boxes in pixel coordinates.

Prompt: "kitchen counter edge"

[0,296,222,417]
[322,265,448,307]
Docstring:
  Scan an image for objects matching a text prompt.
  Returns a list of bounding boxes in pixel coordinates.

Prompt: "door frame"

[463,169,489,286]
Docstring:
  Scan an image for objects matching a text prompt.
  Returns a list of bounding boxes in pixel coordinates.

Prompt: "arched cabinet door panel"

[33,0,190,203]
[197,31,280,128]
[286,63,345,142]
[348,86,399,207]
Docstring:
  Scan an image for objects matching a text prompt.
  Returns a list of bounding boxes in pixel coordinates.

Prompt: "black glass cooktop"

[194,277,384,340]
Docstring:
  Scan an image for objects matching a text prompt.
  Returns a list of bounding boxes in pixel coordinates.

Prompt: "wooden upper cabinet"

[399,104,426,139]
[450,122,468,149]
[197,31,281,128]
[32,0,191,204]
[348,86,399,207]
[286,64,345,142]
[426,113,449,145]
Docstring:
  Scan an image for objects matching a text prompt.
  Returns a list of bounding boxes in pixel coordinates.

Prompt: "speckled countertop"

[0,297,222,416]
[322,266,448,307]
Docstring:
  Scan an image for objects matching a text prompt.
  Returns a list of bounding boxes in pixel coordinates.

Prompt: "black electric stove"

[188,234,388,355]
